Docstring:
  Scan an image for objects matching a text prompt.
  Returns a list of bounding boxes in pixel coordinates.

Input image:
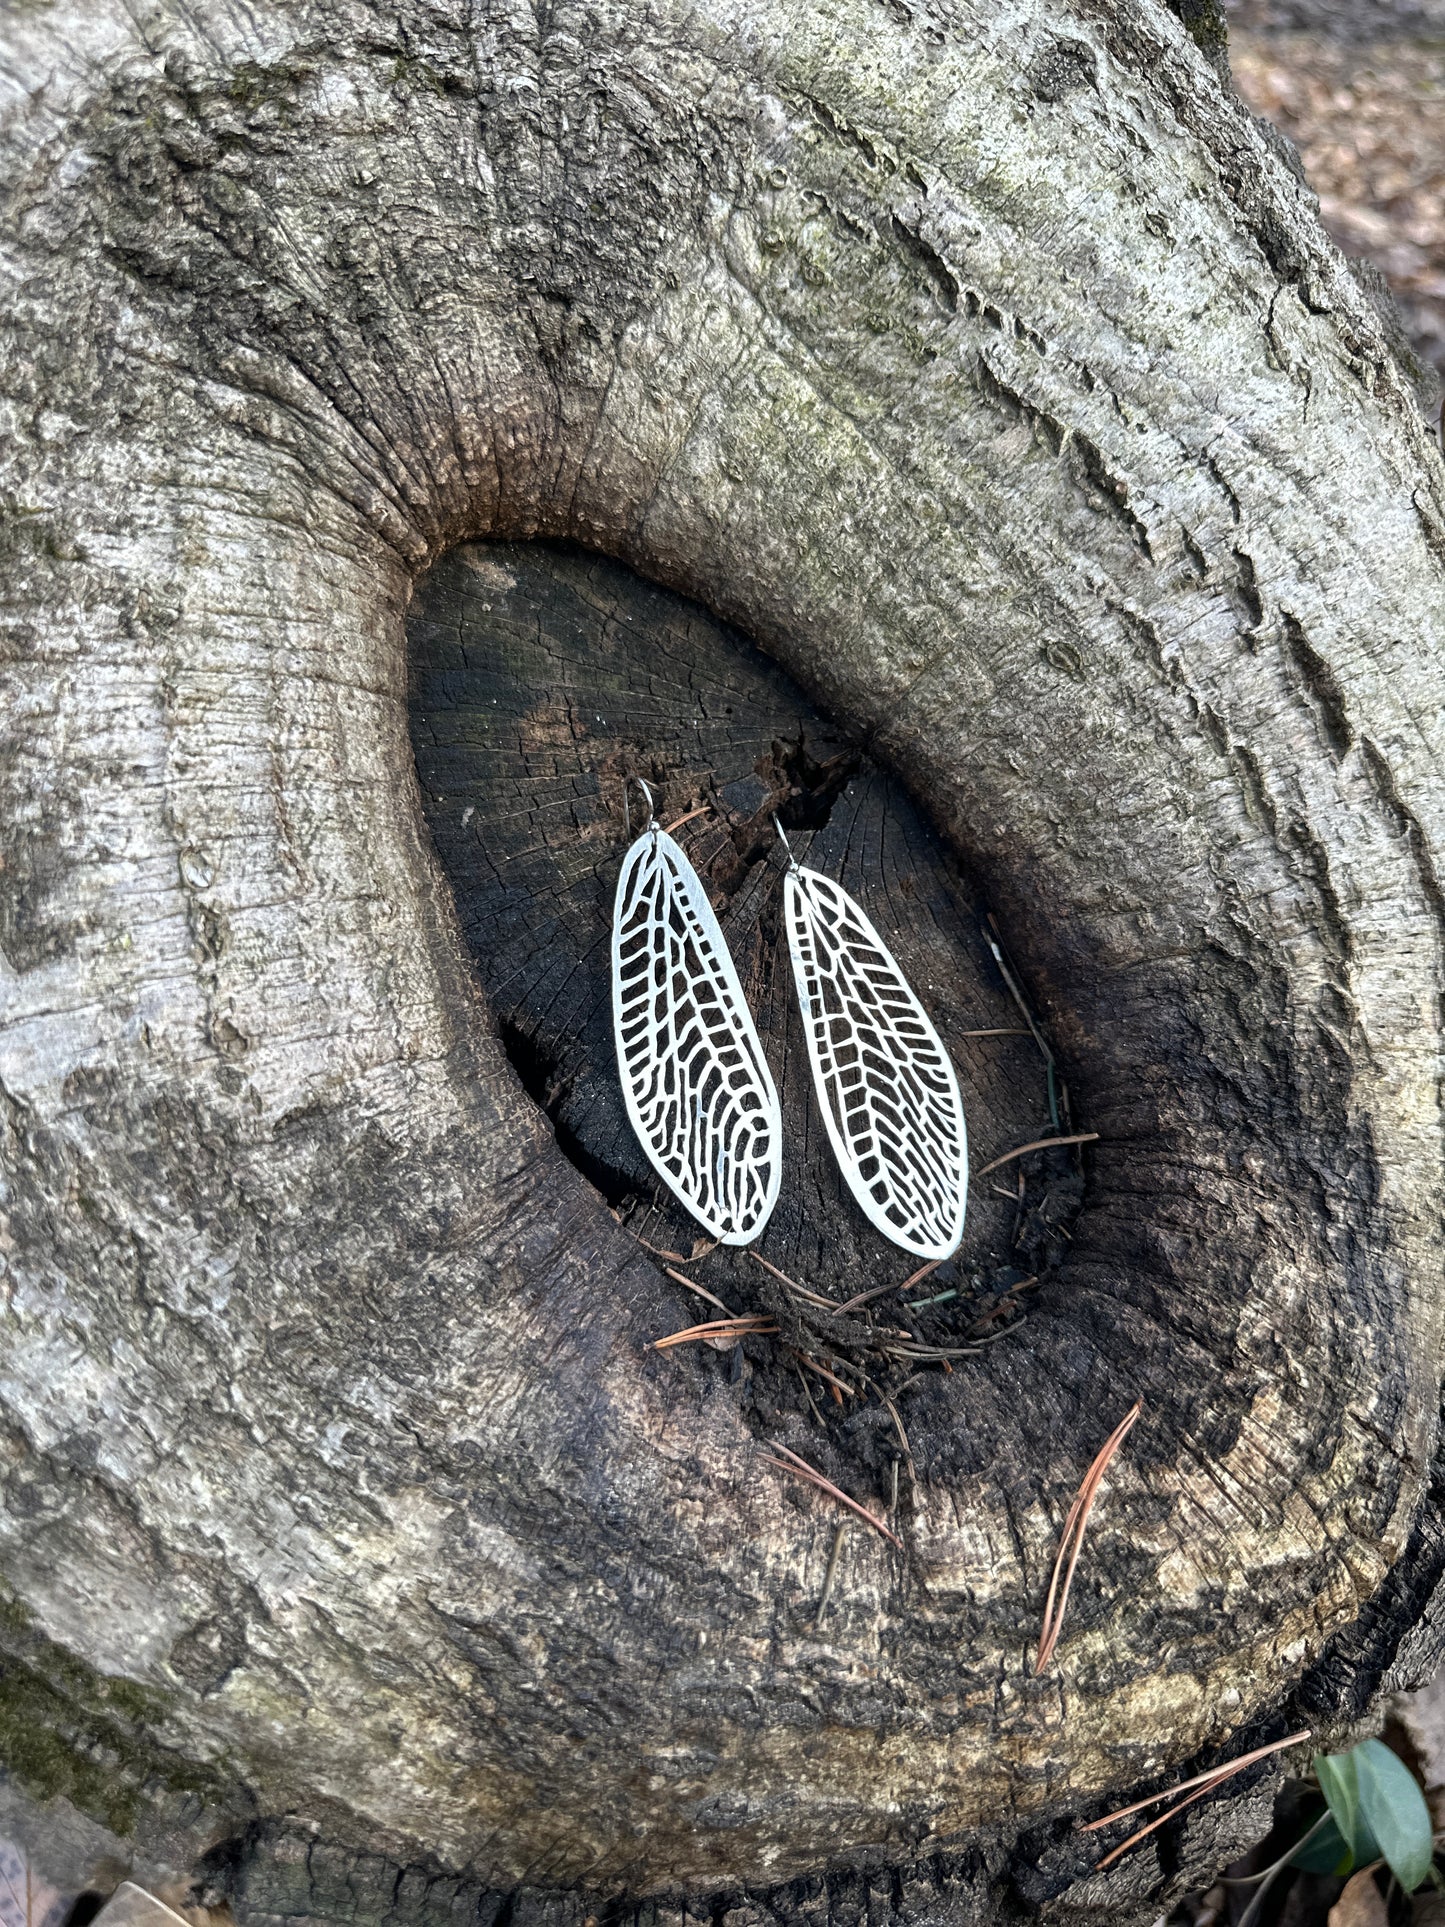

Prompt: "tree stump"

[3,0,1445,1922]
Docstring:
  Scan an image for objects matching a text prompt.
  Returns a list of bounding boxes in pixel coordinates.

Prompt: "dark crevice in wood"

[406,538,1086,1478]
[495,1015,639,1211]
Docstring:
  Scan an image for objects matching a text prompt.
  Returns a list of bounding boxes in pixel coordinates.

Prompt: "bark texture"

[3,0,1445,1921]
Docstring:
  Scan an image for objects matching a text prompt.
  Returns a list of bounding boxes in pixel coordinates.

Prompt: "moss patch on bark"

[0,1591,222,1837]
[1168,0,1230,62]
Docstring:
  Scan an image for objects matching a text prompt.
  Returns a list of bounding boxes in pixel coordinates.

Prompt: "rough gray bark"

[2,0,1445,1923]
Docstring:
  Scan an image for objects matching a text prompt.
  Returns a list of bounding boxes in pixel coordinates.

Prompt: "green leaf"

[1354,1738,1434,1893]
[1316,1752,1362,1855]
[1314,1749,1383,1867]
[1289,1810,1354,1876]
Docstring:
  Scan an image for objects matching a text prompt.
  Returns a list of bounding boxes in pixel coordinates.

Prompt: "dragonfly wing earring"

[778,820,968,1261]
[612,780,782,1245]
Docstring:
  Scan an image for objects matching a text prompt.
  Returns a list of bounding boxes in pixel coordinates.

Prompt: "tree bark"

[2,0,1445,1922]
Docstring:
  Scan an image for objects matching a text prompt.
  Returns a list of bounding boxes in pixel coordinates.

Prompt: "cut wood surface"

[3,0,1445,1923]
[409,541,1066,1310]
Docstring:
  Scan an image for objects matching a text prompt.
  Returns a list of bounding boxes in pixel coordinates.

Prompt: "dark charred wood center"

[408,541,1083,1472]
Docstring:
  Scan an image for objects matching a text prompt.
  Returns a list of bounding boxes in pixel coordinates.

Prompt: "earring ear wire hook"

[772,814,801,873]
[626,776,658,839]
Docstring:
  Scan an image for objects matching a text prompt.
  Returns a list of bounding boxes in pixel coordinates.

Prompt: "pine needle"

[751,1252,846,1311]
[651,1316,778,1350]
[834,1279,908,1314]
[1086,1729,1311,1870]
[1036,1400,1141,1674]
[1081,1728,1315,1832]
[791,1351,853,1402]
[764,1440,903,1549]
[665,805,714,832]
[662,1266,735,1317]
[835,1262,940,1316]
[882,1393,915,1487]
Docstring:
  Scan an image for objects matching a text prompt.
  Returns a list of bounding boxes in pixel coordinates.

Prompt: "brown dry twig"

[978,1132,1099,1179]
[652,1316,778,1350]
[764,1440,904,1549]
[626,1225,720,1265]
[753,1253,945,1320]
[751,1252,842,1312]
[1036,1400,1141,1674]
[793,1362,827,1429]
[882,1393,916,1487]
[877,1339,984,1363]
[814,1519,848,1629]
[1084,1728,1312,1870]
[662,1265,735,1317]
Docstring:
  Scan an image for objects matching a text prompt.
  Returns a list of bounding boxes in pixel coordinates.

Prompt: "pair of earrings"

[611,780,969,1261]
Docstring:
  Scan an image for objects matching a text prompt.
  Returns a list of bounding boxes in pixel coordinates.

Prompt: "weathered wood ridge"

[3,0,1445,1922]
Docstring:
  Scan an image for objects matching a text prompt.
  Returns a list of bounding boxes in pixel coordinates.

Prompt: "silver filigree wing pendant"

[612,828,782,1245]
[783,866,968,1259]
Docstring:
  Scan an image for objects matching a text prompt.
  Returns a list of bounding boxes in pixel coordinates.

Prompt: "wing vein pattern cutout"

[612,829,781,1245]
[784,866,968,1260]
